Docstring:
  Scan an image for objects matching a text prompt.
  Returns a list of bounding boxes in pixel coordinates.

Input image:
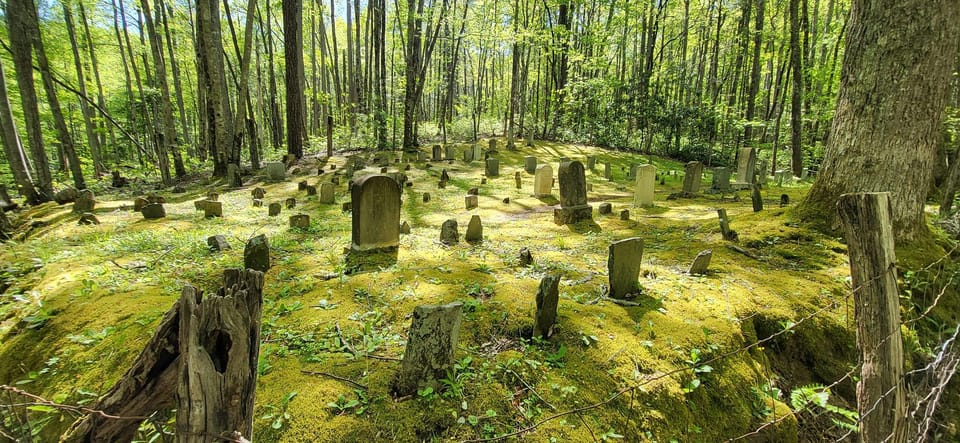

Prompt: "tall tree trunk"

[78,1,111,152]
[284,0,306,158]
[233,0,259,168]
[196,0,235,175]
[63,1,104,177]
[789,0,804,176]
[0,56,40,204]
[506,0,521,150]
[263,2,283,149]
[111,0,136,164]
[141,0,182,182]
[799,0,960,240]
[160,0,192,148]
[743,0,765,142]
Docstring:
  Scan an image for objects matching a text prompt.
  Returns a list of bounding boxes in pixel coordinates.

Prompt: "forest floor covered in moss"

[1,141,956,442]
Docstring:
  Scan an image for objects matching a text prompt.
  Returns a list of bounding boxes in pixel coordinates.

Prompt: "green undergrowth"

[0,140,954,442]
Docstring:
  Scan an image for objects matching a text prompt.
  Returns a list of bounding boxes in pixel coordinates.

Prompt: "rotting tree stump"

[177,269,264,442]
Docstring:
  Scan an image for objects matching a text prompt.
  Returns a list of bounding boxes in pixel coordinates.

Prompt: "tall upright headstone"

[432,145,443,161]
[736,147,757,185]
[534,164,553,197]
[608,237,643,299]
[604,162,612,180]
[682,161,703,194]
[711,167,732,192]
[351,175,401,252]
[472,143,483,161]
[554,161,593,225]
[524,156,538,174]
[485,158,500,177]
[634,165,656,206]
[463,148,474,163]
[319,183,335,204]
[758,159,769,185]
[445,145,457,161]
[533,275,560,338]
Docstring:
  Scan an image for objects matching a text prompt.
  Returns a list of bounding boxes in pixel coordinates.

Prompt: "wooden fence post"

[176,268,264,442]
[837,192,906,443]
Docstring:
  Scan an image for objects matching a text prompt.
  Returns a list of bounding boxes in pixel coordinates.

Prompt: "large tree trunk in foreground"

[799,0,960,240]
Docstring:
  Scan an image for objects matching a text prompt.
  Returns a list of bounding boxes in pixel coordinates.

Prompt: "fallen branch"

[300,370,368,391]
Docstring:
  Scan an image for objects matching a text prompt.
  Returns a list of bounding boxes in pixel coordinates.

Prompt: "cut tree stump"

[176,269,264,442]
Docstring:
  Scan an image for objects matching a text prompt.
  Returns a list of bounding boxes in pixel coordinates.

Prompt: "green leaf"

[27,405,57,413]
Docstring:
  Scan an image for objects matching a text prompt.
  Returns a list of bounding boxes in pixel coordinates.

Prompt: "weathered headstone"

[351,175,401,252]
[134,197,149,212]
[751,185,764,212]
[306,185,317,196]
[518,247,533,267]
[423,193,431,203]
[488,139,497,153]
[244,234,270,272]
[268,202,281,216]
[587,156,596,170]
[465,194,478,210]
[634,165,656,207]
[394,302,464,396]
[263,162,287,181]
[445,145,457,161]
[206,192,219,201]
[400,221,411,234]
[252,187,266,199]
[502,197,510,204]
[440,169,450,182]
[465,215,482,243]
[608,237,643,299]
[780,194,790,207]
[711,167,732,192]
[717,208,738,241]
[203,200,223,218]
[688,250,712,275]
[440,219,459,245]
[468,187,479,196]
[285,198,296,209]
[207,235,231,251]
[111,171,129,188]
[515,171,522,189]
[534,164,553,197]
[524,156,538,174]
[554,161,593,225]
[486,158,499,177]
[298,180,308,191]
[682,161,703,194]
[628,164,638,179]
[736,147,757,186]
[758,160,769,185]
[432,145,443,161]
[598,202,612,215]
[319,183,335,204]
[533,275,560,338]
[253,199,263,208]
[290,214,310,228]
[604,162,612,180]
[73,190,95,213]
[472,143,482,161]
[620,209,630,220]
[463,148,474,163]
[55,187,79,204]
[141,203,166,219]
[775,170,787,187]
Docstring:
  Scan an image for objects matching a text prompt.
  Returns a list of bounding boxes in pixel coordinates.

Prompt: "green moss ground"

[0,140,950,442]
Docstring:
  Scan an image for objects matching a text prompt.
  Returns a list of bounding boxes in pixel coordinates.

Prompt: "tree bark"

[0,56,39,204]
[196,0,235,175]
[63,1,104,177]
[141,0,182,182]
[799,0,960,240]
[789,0,804,177]
[283,0,306,159]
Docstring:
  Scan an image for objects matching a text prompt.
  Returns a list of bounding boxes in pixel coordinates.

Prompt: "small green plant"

[789,384,858,432]
[275,300,304,316]
[441,356,476,399]
[544,344,567,368]
[465,282,495,298]
[261,391,298,430]
[417,386,436,401]
[473,263,493,274]
[327,390,363,415]
[751,383,783,418]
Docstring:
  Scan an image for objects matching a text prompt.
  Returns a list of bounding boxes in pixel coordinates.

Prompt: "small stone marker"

[481,178,487,185]
[604,162,612,180]
[111,171,129,188]
[423,192,431,203]
[351,175,401,252]
[73,190,95,213]
[440,219,459,245]
[265,162,286,181]
[342,202,351,212]
[524,156,538,174]
[290,214,310,228]
[394,302,464,396]
[717,208,738,241]
[207,235,231,251]
[432,145,443,161]
[465,215,482,243]
[465,194,478,210]
[77,213,100,225]
[634,164,656,206]
[253,199,263,207]
[298,180,308,191]
[736,147,757,186]
[488,139,498,153]
[134,197,149,212]
[515,171,522,189]
[688,250,712,275]
[285,198,296,209]
[519,247,533,267]
[55,187,79,204]
[244,234,270,272]
[533,275,560,338]
[599,202,612,215]
[502,197,510,204]
[438,180,447,189]
[306,185,317,196]
[554,161,593,225]
[252,187,266,199]
[468,187,479,196]
[472,143,482,160]
[319,183,335,204]
[440,169,450,182]
[534,164,553,197]
[268,202,281,216]
[682,161,703,194]
[711,167,732,192]
[751,185,764,212]
[485,158,499,177]
[380,167,388,173]
[141,203,166,219]
[620,209,630,220]
[400,221,411,234]
[608,237,643,299]
[203,200,223,218]
[780,194,790,207]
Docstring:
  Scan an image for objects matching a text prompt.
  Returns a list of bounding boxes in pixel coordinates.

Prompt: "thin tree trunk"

[141,0,182,182]
[63,1,104,177]
[0,56,39,204]
[789,0,804,176]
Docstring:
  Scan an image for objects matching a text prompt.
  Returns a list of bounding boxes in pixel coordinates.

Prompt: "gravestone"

[423,193,431,203]
[554,161,593,225]
[134,197,149,212]
[465,195,478,210]
[775,170,787,187]
[77,213,99,225]
[252,187,266,200]
[717,209,738,241]
[634,165,656,206]
[440,169,450,182]
[628,164,638,179]
[283,198,295,209]
[533,275,560,338]
[751,185,764,212]
[515,171,522,189]
[351,175,401,252]
[268,202,281,216]
[244,234,270,272]
[203,200,223,218]
[534,164,553,197]
[485,158,499,177]
[468,187,479,196]
[502,197,510,204]
[332,176,341,185]
[306,185,317,196]
[711,167,732,193]
[465,215,482,243]
[417,151,427,162]
[141,203,166,219]
[472,143,482,161]
[290,214,310,228]
[758,160,769,185]
[207,235,231,251]
[780,194,790,207]
[380,167,388,173]
[587,156,596,170]
[54,187,79,204]
[586,183,593,192]
[604,162,612,180]
[400,221,411,234]
[394,302,464,396]
[688,250,712,275]
[524,156,538,174]
[207,192,219,201]
[682,161,703,194]
[440,219,459,245]
[488,139,497,153]
[518,248,533,267]
[252,199,263,208]
[298,181,308,191]
[608,237,643,299]
[463,148,474,163]
[432,145,443,161]
[620,209,630,220]
[736,147,757,186]
[438,180,447,189]
[320,183,335,204]
[73,190,95,213]
[342,202,351,212]
[265,162,286,181]
[445,145,457,161]
[598,202,612,215]
[111,171,128,188]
